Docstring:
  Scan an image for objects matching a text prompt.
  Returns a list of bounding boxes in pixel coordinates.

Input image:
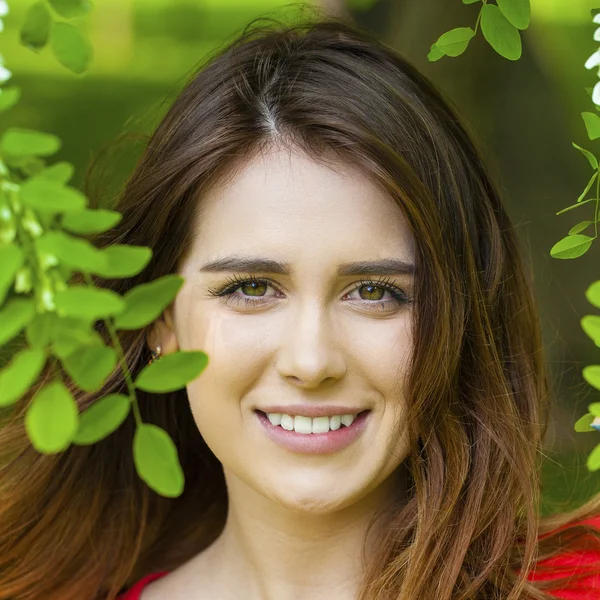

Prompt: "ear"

[146,305,179,356]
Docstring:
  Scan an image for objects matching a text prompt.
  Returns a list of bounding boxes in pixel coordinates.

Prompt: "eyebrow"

[199,256,416,277]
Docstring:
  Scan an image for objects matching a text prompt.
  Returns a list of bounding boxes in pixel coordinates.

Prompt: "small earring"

[149,345,162,365]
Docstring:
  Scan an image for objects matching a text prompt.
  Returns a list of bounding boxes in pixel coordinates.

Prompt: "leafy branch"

[0,0,206,498]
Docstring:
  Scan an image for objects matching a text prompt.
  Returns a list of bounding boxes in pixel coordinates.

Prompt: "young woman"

[1,11,600,600]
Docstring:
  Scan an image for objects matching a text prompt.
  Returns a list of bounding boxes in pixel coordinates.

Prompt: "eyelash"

[206,274,411,311]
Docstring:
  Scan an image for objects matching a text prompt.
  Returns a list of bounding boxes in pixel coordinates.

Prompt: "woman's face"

[153,146,415,515]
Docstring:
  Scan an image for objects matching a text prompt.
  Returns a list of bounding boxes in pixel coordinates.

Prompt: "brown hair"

[2,8,600,600]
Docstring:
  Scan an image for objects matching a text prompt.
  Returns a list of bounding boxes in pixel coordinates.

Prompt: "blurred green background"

[3,0,600,516]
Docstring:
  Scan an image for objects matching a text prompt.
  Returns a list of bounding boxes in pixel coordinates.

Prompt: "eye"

[207,274,411,311]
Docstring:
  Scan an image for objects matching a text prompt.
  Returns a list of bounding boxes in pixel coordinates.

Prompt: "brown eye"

[358,284,386,301]
[241,281,268,296]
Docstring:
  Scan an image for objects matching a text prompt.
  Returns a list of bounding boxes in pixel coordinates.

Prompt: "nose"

[275,300,347,388]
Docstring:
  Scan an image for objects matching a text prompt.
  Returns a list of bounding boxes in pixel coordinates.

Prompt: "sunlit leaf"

[38,161,74,184]
[583,112,600,141]
[434,27,475,58]
[134,423,184,497]
[54,286,125,321]
[61,344,117,392]
[0,87,21,113]
[25,379,79,453]
[73,394,131,444]
[114,275,184,330]
[0,128,61,158]
[586,281,600,309]
[61,209,122,235]
[135,350,209,393]
[35,230,106,273]
[481,4,522,61]
[568,221,593,235]
[572,142,599,170]
[587,442,600,471]
[26,312,59,348]
[51,316,104,358]
[50,22,93,74]
[496,0,530,30]
[0,298,36,346]
[48,0,92,19]
[93,245,152,278]
[427,43,445,62]
[20,178,86,213]
[20,1,51,52]
[583,365,600,392]
[588,403,600,417]
[550,234,594,259]
[581,315,600,346]
[574,413,596,432]
[0,348,47,407]
[577,171,599,203]
[0,244,24,305]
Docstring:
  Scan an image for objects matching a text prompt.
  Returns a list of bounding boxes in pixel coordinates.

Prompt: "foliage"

[0,0,208,498]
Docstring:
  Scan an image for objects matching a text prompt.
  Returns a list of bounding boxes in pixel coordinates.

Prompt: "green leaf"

[463,0,480,3]
[583,112,600,141]
[581,315,600,346]
[0,87,22,113]
[54,286,125,321]
[496,0,530,30]
[588,403,600,417]
[51,317,103,358]
[61,344,117,392]
[480,4,522,61]
[20,178,86,214]
[0,244,24,306]
[587,442,600,471]
[38,162,75,184]
[557,197,598,215]
[25,379,79,453]
[135,350,209,393]
[20,1,52,52]
[0,298,36,346]
[573,142,599,170]
[93,245,152,278]
[50,22,93,75]
[48,0,92,19]
[569,221,593,235]
[61,209,122,235]
[73,393,130,444]
[0,348,47,407]
[575,413,596,432]
[583,365,600,391]
[114,275,184,330]
[577,172,599,203]
[26,312,59,348]
[434,27,475,58]
[35,231,106,273]
[134,423,184,497]
[550,234,594,259]
[427,43,445,62]
[0,128,61,158]
[586,281,600,309]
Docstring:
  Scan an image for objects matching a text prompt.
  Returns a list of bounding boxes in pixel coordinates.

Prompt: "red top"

[116,518,600,600]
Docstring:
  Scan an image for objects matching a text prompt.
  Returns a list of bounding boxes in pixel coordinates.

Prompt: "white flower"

[593,80,600,106]
[0,64,11,84]
[594,27,600,42]
[594,13,600,24]
[0,1,8,18]
[586,47,600,69]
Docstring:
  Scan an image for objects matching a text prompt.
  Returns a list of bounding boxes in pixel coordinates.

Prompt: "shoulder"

[116,571,170,600]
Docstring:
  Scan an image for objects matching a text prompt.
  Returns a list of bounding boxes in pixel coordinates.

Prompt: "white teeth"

[266,412,358,433]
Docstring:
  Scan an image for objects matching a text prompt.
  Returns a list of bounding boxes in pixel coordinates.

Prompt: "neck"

[202,464,409,600]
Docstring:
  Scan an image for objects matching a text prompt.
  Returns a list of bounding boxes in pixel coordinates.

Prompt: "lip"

[255,409,371,454]
[256,404,368,418]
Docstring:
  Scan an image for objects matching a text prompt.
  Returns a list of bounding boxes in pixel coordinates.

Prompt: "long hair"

[2,9,600,600]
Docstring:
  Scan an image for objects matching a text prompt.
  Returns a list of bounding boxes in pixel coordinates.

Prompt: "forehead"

[190,147,414,262]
